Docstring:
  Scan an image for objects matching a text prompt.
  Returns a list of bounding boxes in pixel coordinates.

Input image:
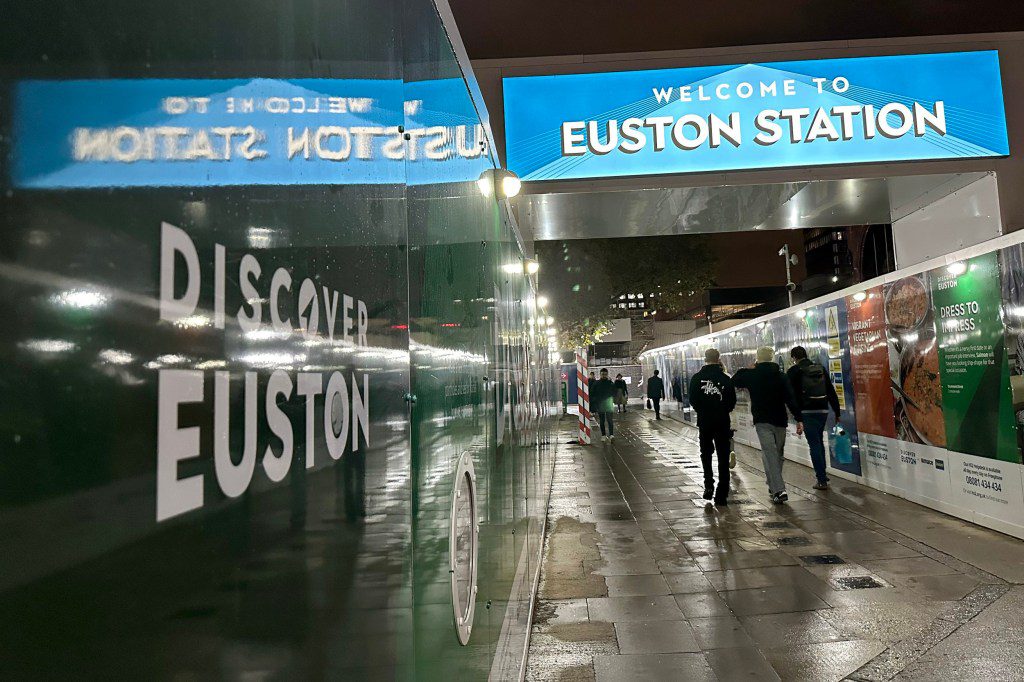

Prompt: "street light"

[778,244,799,307]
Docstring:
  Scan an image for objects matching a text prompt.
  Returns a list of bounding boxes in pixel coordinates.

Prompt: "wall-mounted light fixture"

[477,168,522,199]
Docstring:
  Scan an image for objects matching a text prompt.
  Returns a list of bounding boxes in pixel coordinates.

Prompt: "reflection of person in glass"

[331,389,365,520]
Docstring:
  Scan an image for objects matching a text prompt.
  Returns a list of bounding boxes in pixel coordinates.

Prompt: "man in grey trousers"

[733,347,804,504]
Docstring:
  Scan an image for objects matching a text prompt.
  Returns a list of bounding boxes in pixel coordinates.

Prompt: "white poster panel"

[861,435,954,511]
[946,451,1024,538]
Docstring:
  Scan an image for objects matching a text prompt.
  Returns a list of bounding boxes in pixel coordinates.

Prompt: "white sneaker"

[609,435,615,441]
[601,435,608,442]
[729,451,736,469]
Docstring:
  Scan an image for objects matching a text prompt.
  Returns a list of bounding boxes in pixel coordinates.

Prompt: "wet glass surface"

[0,0,556,677]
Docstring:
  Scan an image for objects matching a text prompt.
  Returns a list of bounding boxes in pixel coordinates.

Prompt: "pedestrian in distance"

[688,348,737,506]
[613,373,629,413]
[733,347,803,504]
[646,369,665,420]
[787,345,842,490]
[590,368,617,441]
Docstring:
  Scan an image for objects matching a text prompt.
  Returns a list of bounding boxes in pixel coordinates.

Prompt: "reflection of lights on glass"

[98,349,133,365]
[21,338,77,354]
[943,318,960,331]
[156,354,190,365]
[546,328,556,336]
[525,260,539,275]
[476,175,493,198]
[50,289,109,309]
[244,329,290,341]
[238,351,304,368]
[831,275,839,283]
[546,316,554,326]
[247,226,275,248]
[794,309,807,318]
[501,262,522,274]
[947,261,967,276]
[853,292,867,302]
[537,295,549,308]
[196,359,227,370]
[173,314,211,329]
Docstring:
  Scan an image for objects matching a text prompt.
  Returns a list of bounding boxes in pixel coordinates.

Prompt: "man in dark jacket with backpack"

[787,345,842,490]
[688,348,737,505]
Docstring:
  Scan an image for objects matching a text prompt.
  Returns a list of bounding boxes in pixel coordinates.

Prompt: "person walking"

[590,368,616,441]
[733,347,803,504]
[613,373,629,413]
[787,345,842,490]
[646,369,665,420]
[688,348,737,505]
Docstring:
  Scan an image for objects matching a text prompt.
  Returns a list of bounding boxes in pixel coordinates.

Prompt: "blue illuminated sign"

[12,78,490,188]
[502,51,1009,181]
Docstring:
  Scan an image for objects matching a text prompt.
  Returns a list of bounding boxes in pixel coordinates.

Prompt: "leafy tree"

[537,235,717,349]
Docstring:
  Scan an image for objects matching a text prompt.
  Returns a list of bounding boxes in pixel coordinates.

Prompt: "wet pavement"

[526,411,1024,681]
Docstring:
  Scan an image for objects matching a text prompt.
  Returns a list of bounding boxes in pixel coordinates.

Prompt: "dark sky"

[450,0,1024,60]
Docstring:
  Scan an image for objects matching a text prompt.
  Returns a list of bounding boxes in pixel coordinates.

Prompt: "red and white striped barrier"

[576,351,591,445]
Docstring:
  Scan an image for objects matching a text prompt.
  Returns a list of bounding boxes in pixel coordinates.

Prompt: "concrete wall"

[473,31,1024,233]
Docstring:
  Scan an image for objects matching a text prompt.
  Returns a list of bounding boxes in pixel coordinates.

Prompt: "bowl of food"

[897,342,946,447]
[885,276,931,332]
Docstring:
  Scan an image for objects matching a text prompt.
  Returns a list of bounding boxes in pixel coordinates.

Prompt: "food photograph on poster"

[885,273,947,447]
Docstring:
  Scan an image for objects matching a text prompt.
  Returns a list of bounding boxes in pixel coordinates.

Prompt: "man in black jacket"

[733,347,803,504]
[787,345,842,490]
[688,348,737,505]
[646,370,665,420]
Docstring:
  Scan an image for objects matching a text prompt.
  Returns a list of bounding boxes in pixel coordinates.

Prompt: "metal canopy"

[520,172,989,240]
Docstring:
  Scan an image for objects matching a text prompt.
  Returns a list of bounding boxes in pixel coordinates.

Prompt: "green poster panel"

[931,252,1021,463]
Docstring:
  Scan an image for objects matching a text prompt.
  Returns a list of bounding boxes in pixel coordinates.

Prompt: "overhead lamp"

[947,261,967,276]
[477,168,522,199]
[853,291,867,302]
[831,275,839,283]
[795,309,807,319]
[525,259,540,274]
[537,295,550,308]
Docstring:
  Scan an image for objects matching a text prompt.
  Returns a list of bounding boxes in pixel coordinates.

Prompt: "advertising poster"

[810,301,861,476]
[930,253,1020,463]
[846,287,897,438]
[884,273,947,448]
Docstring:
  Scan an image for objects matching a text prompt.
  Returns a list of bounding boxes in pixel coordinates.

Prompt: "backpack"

[799,362,830,409]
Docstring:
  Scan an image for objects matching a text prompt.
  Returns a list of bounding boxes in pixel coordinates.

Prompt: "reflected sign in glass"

[503,51,1009,181]
[12,78,490,188]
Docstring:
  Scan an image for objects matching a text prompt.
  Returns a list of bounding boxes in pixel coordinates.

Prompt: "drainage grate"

[761,521,792,529]
[801,554,846,565]
[777,536,811,546]
[833,576,886,590]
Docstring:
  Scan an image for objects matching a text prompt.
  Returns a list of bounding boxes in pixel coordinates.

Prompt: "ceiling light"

[947,261,967,276]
